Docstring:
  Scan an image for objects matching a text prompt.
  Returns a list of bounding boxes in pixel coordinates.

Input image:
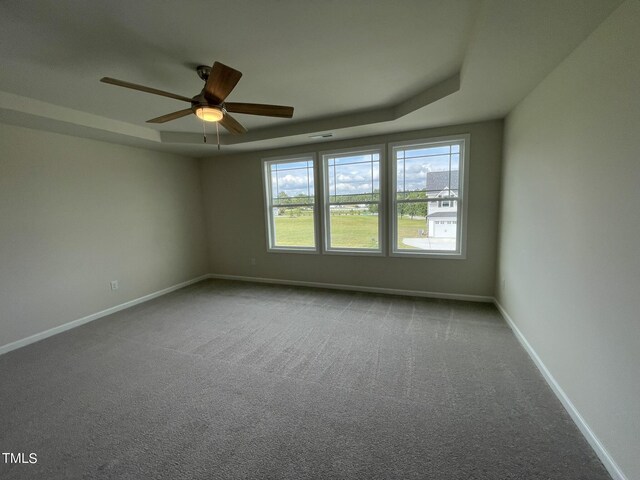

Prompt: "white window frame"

[389,134,470,259]
[320,145,385,255]
[262,153,320,254]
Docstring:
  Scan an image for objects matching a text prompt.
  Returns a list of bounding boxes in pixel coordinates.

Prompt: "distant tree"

[398,189,429,218]
[398,202,408,218]
[414,202,428,218]
[276,192,289,215]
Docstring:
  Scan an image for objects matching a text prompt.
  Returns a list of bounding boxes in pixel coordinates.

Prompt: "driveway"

[402,237,456,251]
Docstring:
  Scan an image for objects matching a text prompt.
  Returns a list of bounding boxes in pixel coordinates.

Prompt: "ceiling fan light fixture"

[195,106,224,122]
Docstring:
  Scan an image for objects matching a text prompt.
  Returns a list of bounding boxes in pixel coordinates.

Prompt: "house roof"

[426,171,459,193]
[427,211,457,219]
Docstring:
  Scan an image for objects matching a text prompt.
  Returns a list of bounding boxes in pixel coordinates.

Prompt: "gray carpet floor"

[0,279,610,479]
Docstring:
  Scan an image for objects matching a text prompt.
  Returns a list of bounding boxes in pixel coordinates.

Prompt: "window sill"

[323,248,385,257]
[390,250,466,260]
[267,247,319,255]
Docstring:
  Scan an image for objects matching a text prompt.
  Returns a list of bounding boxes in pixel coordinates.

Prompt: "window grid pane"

[272,206,316,248]
[396,201,458,252]
[328,206,379,250]
[395,142,461,199]
[327,152,379,203]
[271,160,315,206]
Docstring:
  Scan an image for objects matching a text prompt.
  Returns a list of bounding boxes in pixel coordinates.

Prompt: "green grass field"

[273,215,426,248]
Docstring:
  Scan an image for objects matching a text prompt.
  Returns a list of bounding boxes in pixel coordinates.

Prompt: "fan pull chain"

[216,122,220,151]
[202,119,207,143]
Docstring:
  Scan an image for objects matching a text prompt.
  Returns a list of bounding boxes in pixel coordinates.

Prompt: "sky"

[270,144,460,200]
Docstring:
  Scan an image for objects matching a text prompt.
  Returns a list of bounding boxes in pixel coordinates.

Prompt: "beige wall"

[497,1,640,478]
[201,120,503,297]
[0,124,208,348]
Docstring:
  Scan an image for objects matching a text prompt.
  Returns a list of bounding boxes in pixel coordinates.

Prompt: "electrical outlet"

[250,258,256,266]
[110,280,119,291]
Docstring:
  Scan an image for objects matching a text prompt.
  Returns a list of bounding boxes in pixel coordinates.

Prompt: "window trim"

[320,145,385,256]
[388,134,470,259]
[262,153,320,254]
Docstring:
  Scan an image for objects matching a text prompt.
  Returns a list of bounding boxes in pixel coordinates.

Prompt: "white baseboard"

[494,299,627,480]
[0,274,210,356]
[207,273,494,303]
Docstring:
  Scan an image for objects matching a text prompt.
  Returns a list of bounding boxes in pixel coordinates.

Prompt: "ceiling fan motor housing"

[190,91,223,114]
[196,65,212,82]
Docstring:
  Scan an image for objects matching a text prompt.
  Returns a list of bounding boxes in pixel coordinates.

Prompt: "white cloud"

[336,182,356,191]
[280,173,308,185]
[275,173,313,192]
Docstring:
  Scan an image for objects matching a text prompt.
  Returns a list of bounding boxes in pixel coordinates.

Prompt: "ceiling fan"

[100,61,294,136]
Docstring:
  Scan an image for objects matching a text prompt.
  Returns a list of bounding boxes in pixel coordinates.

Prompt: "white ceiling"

[0,0,623,157]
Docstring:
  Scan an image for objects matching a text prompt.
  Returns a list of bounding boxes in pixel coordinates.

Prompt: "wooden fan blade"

[204,62,242,104]
[100,77,193,103]
[146,108,193,123]
[219,113,247,135]
[224,102,294,118]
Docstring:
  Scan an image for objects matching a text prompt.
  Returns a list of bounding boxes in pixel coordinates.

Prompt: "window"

[390,136,468,257]
[263,154,318,252]
[262,135,469,258]
[321,147,383,253]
